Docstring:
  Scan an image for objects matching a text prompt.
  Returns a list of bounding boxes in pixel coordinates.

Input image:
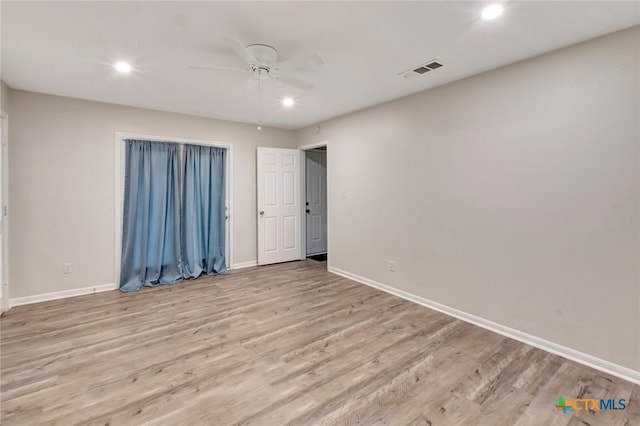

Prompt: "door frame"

[0,112,8,313]
[114,132,233,287]
[299,140,329,261]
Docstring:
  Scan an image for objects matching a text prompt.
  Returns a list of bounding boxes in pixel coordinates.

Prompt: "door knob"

[259,210,264,216]
[306,209,311,214]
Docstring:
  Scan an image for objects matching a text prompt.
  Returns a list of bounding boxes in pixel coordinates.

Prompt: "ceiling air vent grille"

[399,59,443,79]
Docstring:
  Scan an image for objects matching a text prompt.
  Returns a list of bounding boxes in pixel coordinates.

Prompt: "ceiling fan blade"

[272,74,314,90]
[223,38,258,65]
[275,54,324,72]
[188,65,251,73]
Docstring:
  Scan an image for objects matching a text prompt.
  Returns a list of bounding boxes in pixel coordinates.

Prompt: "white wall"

[9,89,296,299]
[296,27,640,372]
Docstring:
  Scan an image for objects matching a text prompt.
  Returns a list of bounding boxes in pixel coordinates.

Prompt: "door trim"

[299,140,329,263]
[114,132,233,287]
[0,112,8,313]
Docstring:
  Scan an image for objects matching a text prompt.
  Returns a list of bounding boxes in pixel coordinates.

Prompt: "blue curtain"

[120,140,183,291]
[182,144,228,277]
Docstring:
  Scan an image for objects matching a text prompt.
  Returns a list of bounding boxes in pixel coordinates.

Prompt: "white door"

[305,151,327,255]
[0,115,5,312]
[257,147,302,265]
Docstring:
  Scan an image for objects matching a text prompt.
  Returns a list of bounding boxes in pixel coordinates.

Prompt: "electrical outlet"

[388,261,396,272]
[63,263,72,274]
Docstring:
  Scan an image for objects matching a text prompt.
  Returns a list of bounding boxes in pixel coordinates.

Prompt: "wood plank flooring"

[1,260,638,425]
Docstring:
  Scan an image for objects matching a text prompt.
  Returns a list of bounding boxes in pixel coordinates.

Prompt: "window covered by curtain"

[120,140,183,291]
[119,139,228,292]
[182,144,228,277]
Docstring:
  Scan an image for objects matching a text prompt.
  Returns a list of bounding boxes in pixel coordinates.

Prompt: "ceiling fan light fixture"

[282,98,295,107]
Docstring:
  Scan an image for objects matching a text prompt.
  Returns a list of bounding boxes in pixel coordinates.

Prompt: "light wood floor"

[1,260,638,425]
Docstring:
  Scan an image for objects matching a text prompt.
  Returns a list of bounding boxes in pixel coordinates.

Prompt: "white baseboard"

[7,263,259,308]
[231,260,258,269]
[9,283,118,308]
[328,266,640,386]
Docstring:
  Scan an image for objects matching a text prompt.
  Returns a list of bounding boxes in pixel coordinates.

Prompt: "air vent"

[399,59,443,79]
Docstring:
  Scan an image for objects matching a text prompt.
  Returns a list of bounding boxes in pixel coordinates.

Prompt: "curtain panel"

[182,144,228,277]
[120,140,183,291]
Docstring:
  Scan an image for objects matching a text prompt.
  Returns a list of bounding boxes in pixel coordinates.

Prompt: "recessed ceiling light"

[282,98,295,107]
[482,4,504,20]
[114,62,132,73]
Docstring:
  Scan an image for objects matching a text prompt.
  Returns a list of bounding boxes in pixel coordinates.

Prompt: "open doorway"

[301,143,328,265]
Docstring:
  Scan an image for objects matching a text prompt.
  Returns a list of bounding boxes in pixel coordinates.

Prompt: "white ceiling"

[2,1,639,129]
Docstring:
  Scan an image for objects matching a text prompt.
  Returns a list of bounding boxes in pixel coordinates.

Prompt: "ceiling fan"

[189,39,324,90]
